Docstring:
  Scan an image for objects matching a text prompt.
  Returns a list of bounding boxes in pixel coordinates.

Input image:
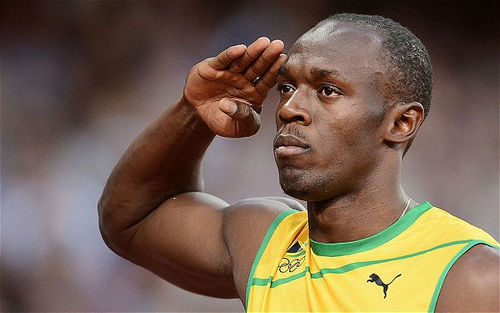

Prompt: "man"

[99,13,499,312]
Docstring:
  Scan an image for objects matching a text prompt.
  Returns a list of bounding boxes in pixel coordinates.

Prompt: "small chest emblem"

[286,241,305,253]
[367,273,401,298]
[278,240,307,273]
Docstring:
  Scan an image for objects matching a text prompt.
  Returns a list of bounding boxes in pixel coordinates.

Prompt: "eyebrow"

[309,67,344,80]
[277,65,288,76]
[277,66,344,81]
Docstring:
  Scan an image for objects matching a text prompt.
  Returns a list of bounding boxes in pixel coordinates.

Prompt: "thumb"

[219,98,261,136]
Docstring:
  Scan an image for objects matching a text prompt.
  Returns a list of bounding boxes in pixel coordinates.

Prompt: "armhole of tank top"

[245,208,297,311]
[427,240,500,313]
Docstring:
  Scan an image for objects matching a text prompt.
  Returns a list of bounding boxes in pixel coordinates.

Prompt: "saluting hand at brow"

[183,37,286,138]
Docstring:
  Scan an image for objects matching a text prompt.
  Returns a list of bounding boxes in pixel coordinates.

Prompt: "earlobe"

[384,102,424,144]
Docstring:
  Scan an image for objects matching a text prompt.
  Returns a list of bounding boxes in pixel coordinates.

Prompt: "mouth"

[273,134,310,157]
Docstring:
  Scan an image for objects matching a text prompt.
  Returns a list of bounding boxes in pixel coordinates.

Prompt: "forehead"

[284,22,386,80]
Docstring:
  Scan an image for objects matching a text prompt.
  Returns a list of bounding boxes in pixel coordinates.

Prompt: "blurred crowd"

[1,1,498,311]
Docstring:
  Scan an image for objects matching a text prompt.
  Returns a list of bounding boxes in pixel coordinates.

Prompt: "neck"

[307,162,411,243]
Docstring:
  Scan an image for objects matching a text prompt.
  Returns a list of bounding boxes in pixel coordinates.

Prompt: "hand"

[183,37,286,138]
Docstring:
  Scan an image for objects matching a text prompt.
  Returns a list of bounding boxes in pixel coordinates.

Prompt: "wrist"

[174,96,215,136]
[180,94,194,109]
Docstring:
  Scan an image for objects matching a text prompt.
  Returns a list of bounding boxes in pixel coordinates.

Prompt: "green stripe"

[273,267,310,287]
[310,201,433,257]
[245,209,296,310]
[287,249,306,257]
[251,239,476,289]
[427,241,500,313]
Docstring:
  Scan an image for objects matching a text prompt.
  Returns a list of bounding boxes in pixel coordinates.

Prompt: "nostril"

[278,109,309,125]
[278,100,310,125]
[279,113,305,124]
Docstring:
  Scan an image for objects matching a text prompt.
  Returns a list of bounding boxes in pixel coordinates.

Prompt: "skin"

[99,22,499,311]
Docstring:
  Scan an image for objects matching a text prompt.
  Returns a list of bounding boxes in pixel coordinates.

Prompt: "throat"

[307,195,410,243]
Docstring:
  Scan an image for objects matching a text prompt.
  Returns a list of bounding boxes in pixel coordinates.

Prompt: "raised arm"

[98,38,287,298]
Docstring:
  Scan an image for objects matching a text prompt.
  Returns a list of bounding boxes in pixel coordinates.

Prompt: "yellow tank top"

[246,201,499,312]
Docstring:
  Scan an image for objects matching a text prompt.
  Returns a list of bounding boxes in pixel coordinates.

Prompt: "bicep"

[121,192,238,297]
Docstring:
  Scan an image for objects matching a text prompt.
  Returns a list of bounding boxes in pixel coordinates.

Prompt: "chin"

[278,168,332,202]
[280,182,308,200]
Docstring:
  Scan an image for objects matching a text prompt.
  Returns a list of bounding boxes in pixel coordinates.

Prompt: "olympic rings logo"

[278,255,306,273]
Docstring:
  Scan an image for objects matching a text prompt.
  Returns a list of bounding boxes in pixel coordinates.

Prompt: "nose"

[277,89,311,126]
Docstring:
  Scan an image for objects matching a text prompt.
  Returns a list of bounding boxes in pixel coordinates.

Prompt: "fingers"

[243,39,284,82]
[254,53,287,97]
[207,37,284,85]
[228,37,270,73]
[208,44,246,70]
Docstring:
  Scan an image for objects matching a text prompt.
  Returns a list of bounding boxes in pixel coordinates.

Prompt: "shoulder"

[223,196,304,239]
[226,196,305,214]
[436,243,499,312]
[223,196,304,251]
[221,196,304,301]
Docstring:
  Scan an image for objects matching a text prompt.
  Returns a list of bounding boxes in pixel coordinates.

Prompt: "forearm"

[99,97,215,234]
[99,39,283,254]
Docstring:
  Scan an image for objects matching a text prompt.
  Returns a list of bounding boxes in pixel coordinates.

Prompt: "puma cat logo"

[367,273,401,298]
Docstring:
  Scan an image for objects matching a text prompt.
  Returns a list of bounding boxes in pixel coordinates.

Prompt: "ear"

[383,102,425,145]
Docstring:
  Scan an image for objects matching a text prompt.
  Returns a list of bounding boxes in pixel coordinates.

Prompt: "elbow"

[97,192,113,241]
[97,195,116,253]
[97,194,130,258]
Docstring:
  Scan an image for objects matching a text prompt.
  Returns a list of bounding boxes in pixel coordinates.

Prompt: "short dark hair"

[318,13,433,119]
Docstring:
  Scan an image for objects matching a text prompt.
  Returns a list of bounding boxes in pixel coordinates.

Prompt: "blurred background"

[1,0,498,311]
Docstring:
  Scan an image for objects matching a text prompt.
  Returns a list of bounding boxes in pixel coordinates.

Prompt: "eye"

[277,83,295,95]
[319,85,341,97]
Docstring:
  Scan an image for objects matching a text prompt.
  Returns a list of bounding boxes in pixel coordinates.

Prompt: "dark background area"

[1,1,498,311]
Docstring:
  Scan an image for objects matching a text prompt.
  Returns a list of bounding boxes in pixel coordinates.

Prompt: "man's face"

[273,22,389,201]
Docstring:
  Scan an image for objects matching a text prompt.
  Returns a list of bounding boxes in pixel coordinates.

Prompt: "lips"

[274,134,310,156]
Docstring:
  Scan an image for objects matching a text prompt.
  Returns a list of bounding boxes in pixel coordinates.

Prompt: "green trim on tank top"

[245,208,297,310]
[310,201,433,257]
